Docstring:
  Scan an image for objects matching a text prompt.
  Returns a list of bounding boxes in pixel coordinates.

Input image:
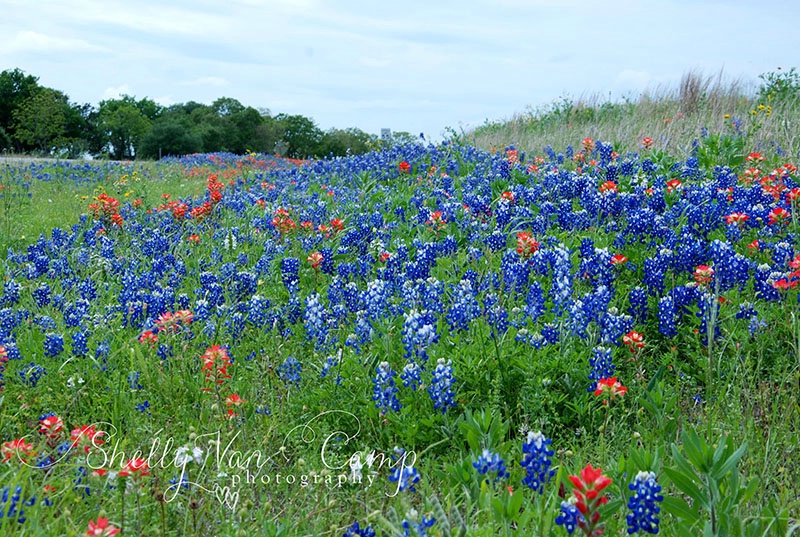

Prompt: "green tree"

[0,68,41,151]
[317,127,376,157]
[11,88,69,153]
[274,113,323,158]
[97,96,151,159]
[139,117,202,159]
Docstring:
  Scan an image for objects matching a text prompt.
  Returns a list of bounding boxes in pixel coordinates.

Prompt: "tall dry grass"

[466,70,800,160]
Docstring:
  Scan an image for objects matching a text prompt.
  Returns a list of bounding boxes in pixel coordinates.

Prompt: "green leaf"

[671,445,703,485]
[712,440,747,481]
[664,467,708,509]
[682,429,711,473]
[661,496,701,526]
[712,433,730,467]
[646,365,666,391]
[740,476,759,504]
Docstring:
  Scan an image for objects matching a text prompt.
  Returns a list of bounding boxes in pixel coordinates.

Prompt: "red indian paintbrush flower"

[769,207,790,225]
[2,438,35,463]
[599,180,617,194]
[566,463,613,536]
[201,345,232,385]
[610,254,627,265]
[118,458,150,480]
[307,251,323,270]
[516,232,540,258]
[623,330,644,351]
[84,517,121,536]
[594,377,628,403]
[693,265,715,285]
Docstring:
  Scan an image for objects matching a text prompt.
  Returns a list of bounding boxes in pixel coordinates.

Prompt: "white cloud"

[0,30,101,55]
[102,84,132,100]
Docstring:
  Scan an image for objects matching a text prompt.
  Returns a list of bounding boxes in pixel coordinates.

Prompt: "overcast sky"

[2,0,798,140]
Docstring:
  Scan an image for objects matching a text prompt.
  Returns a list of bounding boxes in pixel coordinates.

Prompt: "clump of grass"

[467,68,800,159]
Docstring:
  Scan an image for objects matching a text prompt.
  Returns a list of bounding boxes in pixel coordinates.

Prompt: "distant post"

[381,128,391,144]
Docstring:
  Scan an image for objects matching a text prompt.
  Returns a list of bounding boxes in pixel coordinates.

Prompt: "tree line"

[0,68,417,160]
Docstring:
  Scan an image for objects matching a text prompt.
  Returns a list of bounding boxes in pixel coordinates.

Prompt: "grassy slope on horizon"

[466,69,800,161]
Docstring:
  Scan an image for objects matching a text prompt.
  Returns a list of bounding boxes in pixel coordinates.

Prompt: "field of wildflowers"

[0,138,799,536]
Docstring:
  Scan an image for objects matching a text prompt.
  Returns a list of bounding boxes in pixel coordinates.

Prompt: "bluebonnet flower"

[343,521,376,537]
[749,316,767,336]
[35,315,57,331]
[247,295,271,327]
[1,485,36,523]
[389,465,421,492]
[428,358,456,413]
[657,296,677,338]
[373,362,401,414]
[541,323,560,345]
[484,293,509,338]
[556,498,584,534]
[525,281,546,322]
[400,514,436,537]
[128,371,143,390]
[71,329,89,356]
[520,430,555,494]
[400,360,423,390]
[33,282,51,307]
[320,355,340,382]
[483,230,507,252]
[626,471,663,534]
[280,257,300,291]
[402,309,438,362]
[194,299,211,322]
[303,292,329,348]
[446,279,480,332]
[628,287,648,323]
[19,362,46,387]
[473,449,509,483]
[588,347,615,392]
[169,473,190,491]
[136,400,151,413]
[278,356,302,386]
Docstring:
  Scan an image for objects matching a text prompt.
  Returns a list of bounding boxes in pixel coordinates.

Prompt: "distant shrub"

[757,67,800,102]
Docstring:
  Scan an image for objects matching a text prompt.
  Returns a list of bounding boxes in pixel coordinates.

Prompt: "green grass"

[465,70,800,160]
[0,159,209,252]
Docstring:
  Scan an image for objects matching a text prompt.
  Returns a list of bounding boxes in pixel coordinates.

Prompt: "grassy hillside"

[466,69,800,161]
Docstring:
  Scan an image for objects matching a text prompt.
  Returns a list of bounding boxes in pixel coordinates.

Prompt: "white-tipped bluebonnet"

[400,514,436,536]
[280,257,300,291]
[520,431,555,494]
[373,361,401,414]
[401,360,423,390]
[588,347,615,392]
[555,498,583,534]
[428,358,456,413]
[626,471,663,534]
[446,279,480,333]
[304,292,329,349]
[389,465,420,492]
[71,329,89,356]
[402,309,438,363]
[657,296,677,338]
[473,449,509,483]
